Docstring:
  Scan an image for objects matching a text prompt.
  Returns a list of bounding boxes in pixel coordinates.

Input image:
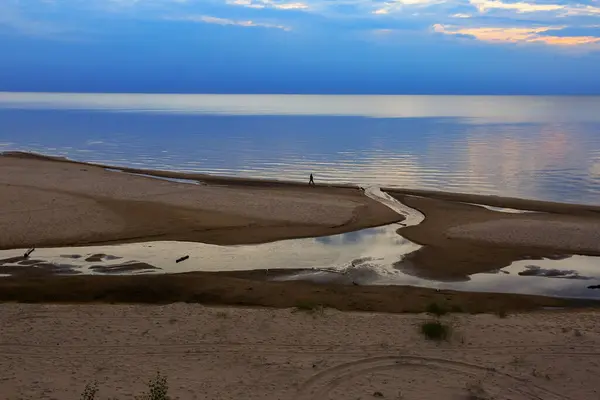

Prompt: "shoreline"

[0,151,403,250]
[5,150,600,212]
[0,271,598,312]
[2,151,600,309]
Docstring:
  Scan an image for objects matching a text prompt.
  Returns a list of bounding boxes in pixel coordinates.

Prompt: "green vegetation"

[420,321,451,341]
[80,371,170,400]
[136,371,170,400]
[80,381,99,400]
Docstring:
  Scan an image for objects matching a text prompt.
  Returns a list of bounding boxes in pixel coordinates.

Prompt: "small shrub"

[425,302,448,317]
[420,321,450,341]
[81,381,99,400]
[135,371,170,400]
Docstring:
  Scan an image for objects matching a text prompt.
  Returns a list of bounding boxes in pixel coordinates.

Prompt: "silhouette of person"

[309,173,315,185]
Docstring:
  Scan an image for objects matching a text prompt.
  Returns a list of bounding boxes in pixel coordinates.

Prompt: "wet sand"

[387,194,600,280]
[1,303,599,400]
[3,152,600,303]
[1,271,597,312]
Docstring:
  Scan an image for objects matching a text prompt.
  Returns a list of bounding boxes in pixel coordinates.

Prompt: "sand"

[0,153,400,249]
[1,271,594,312]
[387,195,600,280]
[3,152,600,281]
[448,219,600,252]
[0,303,599,400]
[2,153,600,399]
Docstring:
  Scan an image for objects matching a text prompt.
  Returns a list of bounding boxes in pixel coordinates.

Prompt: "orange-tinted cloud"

[470,0,565,13]
[433,24,600,46]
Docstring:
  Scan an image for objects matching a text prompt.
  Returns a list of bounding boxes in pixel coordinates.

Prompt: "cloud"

[169,14,291,30]
[468,0,600,18]
[434,23,600,45]
[372,0,446,14]
[0,1,65,37]
[226,0,309,10]
[562,4,600,16]
[2,0,600,54]
[451,13,472,18]
[470,0,565,13]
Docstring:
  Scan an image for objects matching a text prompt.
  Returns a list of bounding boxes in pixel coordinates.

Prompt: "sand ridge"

[0,304,599,399]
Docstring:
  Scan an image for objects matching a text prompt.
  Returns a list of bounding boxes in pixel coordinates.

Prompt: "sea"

[1,92,600,205]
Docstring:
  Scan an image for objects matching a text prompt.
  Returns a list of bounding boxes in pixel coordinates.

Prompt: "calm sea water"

[2,92,600,204]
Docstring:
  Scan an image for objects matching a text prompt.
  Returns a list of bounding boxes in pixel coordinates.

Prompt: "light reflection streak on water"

[3,100,600,204]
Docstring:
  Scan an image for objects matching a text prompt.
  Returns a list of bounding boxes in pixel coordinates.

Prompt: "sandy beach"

[1,303,599,399]
[3,152,600,280]
[1,153,600,399]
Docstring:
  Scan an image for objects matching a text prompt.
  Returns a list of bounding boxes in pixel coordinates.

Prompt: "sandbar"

[0,152,400,249]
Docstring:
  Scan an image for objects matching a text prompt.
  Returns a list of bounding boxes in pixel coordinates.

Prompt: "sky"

[0,0,600,94]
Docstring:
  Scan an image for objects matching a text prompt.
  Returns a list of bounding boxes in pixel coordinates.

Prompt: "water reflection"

[1,94,600,204]
[1,224,599,299]
[280,253,600,299]
[2,93,600,123]
[0,223,420,275]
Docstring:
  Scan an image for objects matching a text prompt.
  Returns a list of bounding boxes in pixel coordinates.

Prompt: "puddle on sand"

[0,222,421,276]
[2,229,599,299]
[275,253,600,300]
[463,202,537,214]
[0,185,599,299]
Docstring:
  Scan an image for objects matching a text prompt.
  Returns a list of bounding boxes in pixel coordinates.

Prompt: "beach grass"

[81,371,170,400]
[420,321,451,341]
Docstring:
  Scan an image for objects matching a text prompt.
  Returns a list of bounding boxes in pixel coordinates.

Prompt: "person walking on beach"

[309,173,315,186]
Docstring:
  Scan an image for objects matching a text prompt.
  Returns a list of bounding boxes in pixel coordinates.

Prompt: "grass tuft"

[82,371,171,400]
[420,321,451,341]
[135,371,170,400]
[81,381,99,400]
